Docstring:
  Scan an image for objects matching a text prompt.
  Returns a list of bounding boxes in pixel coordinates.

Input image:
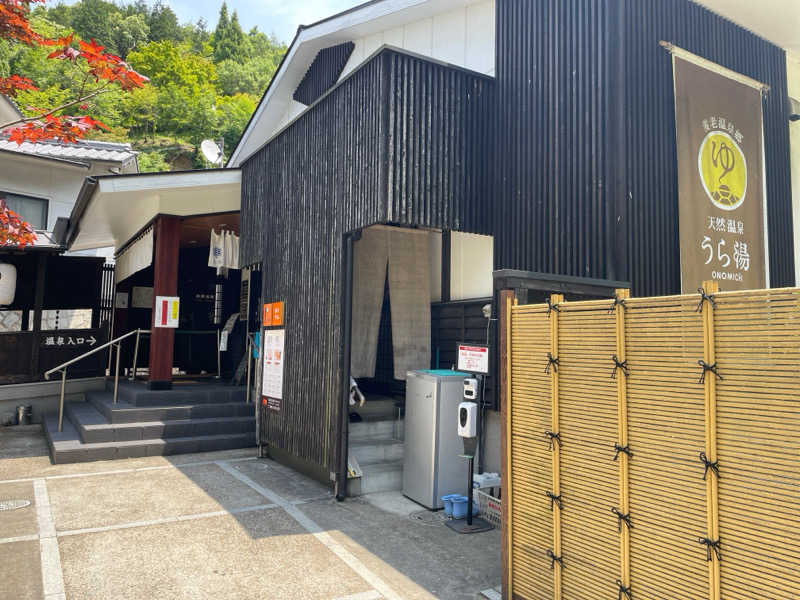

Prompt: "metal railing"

[45,329,150,432]
[245,332,256,405]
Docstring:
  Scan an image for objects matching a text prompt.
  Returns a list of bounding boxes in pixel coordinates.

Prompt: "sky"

[168,0,355,42]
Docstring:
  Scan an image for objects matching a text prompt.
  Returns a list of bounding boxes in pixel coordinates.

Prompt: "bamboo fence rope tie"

[549,293,564,599]
[699,280,721,600]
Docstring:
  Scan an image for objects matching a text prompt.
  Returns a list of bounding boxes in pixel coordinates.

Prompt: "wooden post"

[614,288,632,595]
[147,215,180,389]
[700,280,721,600]
[499,289,514,600]
[30,253,47,379]
[549,293,564,599]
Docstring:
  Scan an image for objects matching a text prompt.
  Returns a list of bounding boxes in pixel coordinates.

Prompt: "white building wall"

[0,154,135,232]
[450,231,493,300]
[788,53,800,285]
[340,0,495,80]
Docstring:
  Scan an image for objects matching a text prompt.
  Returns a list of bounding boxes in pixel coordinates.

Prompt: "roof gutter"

[65,176,99,249]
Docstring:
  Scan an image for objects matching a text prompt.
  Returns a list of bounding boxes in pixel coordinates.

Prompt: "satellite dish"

[201,139,223,166]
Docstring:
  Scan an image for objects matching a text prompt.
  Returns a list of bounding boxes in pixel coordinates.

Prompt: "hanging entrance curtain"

[350,226,431,381]
[115,226,153,283]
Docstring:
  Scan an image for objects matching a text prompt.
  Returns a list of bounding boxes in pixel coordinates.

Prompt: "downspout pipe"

[336,232,355,501]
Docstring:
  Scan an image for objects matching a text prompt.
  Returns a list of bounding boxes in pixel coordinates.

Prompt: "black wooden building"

[237,0,795,493]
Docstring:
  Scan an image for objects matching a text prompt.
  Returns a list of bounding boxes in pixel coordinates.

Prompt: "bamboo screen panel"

[557,303,619,598]
[506,286,800,600]
[509,304,554,600]
[624,295,707,599]
[714,289,800,599]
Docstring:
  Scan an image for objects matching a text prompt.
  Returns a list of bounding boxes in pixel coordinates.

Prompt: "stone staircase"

[347,398,405,496]
[42,380,255,464]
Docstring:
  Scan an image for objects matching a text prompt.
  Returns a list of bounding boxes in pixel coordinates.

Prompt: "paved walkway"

[0,427,500,600]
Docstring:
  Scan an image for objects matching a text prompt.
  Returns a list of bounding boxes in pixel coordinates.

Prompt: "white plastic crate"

[474,488,501,527]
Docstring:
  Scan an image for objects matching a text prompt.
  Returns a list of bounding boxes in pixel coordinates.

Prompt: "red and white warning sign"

[154,296,180,328]
[457,344,489,374]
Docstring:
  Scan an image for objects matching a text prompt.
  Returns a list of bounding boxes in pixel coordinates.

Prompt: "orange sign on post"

[262,301,284,327]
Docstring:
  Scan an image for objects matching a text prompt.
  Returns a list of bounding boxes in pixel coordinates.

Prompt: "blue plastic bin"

[441,495,457,516]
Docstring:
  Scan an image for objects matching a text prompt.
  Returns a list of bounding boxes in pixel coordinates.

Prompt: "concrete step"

[101,382,246,407]
[88,393,253,424]
[349,460,404,496]
[64,401,254,444]
[349,419,403,441]
[354,398,401,421]
[43,413,255,464]
[350,438,404,465]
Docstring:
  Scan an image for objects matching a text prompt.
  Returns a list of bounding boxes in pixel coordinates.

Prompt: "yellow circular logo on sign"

[698,131,747,211]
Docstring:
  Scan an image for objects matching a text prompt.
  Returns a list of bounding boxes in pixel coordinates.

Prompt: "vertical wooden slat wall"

[506,285,800,600]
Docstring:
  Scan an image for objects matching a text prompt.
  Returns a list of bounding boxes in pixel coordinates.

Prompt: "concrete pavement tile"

[0,481,37,538]
[58,509,373,600]
[0,540,43,600]
[232,459,332,502]
[47,463,265,531]
[301,495,502,600]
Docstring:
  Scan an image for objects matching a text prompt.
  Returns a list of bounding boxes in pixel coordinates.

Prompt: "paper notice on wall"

[154,296,179,328]
[261,328,285,409]
[458,344,489,374]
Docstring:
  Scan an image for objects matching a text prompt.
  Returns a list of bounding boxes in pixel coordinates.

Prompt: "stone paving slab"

[0,540,42,600]
[0,481,37,538]
[231,457,332,503]
[58,508,373,600]
[47,462,265,531]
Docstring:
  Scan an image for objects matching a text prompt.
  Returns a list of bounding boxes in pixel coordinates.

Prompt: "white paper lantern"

[0,263,17,305]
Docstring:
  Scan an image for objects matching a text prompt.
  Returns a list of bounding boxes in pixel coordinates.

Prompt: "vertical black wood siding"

[495,0,795,296]
[240,48,492,473]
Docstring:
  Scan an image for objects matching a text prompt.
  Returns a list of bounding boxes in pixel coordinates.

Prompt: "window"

[1,192,48,230]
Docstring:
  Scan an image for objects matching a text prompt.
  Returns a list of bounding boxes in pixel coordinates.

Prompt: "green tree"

[147,0,181,43]
[109,13,149,58]
[212,92,256,151]
[212,3,247,63]
[137,150,170,172]
[69,0,118,49]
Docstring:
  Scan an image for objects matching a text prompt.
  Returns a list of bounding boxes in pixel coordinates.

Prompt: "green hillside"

[0,0,286,170]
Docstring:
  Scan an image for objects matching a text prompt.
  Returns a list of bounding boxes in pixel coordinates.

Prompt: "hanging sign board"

[132,286,153,309]
[262,301,284,327]
[457,344,489,374]
[154,296,180,328]
[673,54,767,291]
[261,328,285,411]
[115,292,129,308]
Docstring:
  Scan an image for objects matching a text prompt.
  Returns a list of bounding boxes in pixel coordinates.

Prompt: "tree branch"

[0,85,112,131]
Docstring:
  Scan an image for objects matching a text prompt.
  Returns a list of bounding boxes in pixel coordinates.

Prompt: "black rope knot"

[698,537,721,562]
[546,549,563,570]
[545,430,562,450]
[546,491,562,511]
[617,580,632,600]
[699,451,720,480]
[695,287,717,313]
[547,298,561,315]
[609,295,627,314]
[697,360,723,384]
[611,355,630,379]
[612,507,633,532]
[613,443,633,461]
[544,353,559,374]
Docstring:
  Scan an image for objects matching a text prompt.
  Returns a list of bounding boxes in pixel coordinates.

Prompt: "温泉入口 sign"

[674,54,767,291]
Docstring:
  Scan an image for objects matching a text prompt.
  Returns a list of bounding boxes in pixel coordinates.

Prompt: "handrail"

[44,329,150,380]
[46,328,150,432]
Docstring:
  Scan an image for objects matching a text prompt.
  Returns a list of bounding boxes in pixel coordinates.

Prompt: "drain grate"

[0,499,31,511]
[409,509,450,526]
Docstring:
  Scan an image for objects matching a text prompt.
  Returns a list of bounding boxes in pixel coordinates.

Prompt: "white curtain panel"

[208,229,225,268]
[387,228,431,380]
[115,227,153,283]
[350,227,389,378]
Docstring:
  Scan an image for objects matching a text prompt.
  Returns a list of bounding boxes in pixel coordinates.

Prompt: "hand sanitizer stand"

[446,376,493,534]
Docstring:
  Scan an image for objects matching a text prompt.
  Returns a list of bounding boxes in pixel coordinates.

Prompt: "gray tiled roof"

[0,138,137,163]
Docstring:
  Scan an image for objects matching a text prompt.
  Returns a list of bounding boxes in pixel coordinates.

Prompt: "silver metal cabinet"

[402,369,469,509]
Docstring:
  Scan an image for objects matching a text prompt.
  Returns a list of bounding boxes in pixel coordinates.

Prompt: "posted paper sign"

[154,296,180,328]
[262,329,285,410]
[458,344,489,374]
